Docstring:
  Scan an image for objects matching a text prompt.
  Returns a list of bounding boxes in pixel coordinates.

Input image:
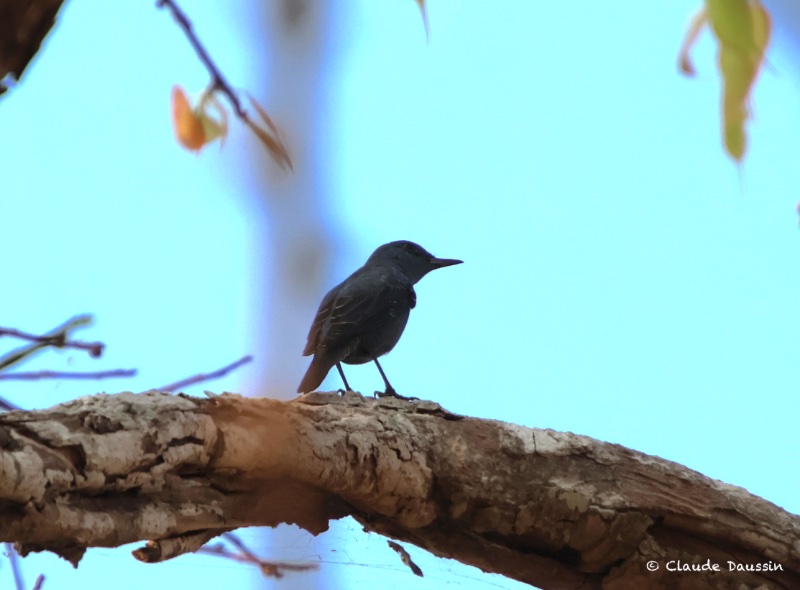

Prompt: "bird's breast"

[341,306,410,364]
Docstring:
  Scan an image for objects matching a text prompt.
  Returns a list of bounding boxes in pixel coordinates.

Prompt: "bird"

[297,240,462,398]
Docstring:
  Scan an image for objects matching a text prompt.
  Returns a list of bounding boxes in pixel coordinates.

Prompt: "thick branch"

[0,391,796,590]
[0,0,65,94]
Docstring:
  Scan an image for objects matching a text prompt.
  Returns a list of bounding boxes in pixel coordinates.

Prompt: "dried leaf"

[198,91,229,147]
[677,8,708,76]
[245,120,292,171]
[248,94,283,138]
[246,95,293,170]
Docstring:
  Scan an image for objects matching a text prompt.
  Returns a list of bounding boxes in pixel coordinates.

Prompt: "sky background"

[1,1,799,589]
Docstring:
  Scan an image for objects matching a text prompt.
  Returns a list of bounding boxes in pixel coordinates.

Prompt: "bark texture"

[0,390,797,590]
[0,0,66,94]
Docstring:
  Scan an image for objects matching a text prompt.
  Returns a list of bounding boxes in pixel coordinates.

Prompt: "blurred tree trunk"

[236,1,341,588]
[243,0,338,397]
[770,0,800,47]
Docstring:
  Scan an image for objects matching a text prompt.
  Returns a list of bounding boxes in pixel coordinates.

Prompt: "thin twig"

[0,316,94,372]
[0,326,103,358]
[197,533,318,578]
[0,397,21,411]
[0,369,136,381]
[6,543,24,590]
[160,355,253,391]
[156,0,245,118]
[222,532,263,562]
[31,575,45,590]
[156,0,292,169]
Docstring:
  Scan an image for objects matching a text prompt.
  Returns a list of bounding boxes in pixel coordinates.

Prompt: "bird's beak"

[429,257,463,269]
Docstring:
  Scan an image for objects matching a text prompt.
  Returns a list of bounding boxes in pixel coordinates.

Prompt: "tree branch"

[0,390,796,590]
[195,533,318,578]
[159,355,253,391]
[0,315,96,372]
[156,0,246,118]
[156,0,293,170]
[0,326,103,358]
[0,0,65,94]
[0,369,136,381]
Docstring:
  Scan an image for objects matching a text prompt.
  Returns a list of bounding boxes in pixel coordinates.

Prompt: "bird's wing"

[302,286,337,356]
[317,269,413,351]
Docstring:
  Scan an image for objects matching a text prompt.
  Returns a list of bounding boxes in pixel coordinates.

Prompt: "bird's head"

[367,240,463,284]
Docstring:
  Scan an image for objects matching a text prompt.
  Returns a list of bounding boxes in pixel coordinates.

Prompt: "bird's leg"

[372,358,418,400]
[336,363,354,395]
[372,358,395,396]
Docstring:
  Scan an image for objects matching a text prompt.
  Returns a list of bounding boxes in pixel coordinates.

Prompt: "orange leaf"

[171,85,206,152]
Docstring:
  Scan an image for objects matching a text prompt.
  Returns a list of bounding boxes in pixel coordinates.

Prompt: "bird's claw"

[375,388,418,401]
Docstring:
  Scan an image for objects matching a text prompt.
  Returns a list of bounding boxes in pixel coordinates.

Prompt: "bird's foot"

[375,387,418,401]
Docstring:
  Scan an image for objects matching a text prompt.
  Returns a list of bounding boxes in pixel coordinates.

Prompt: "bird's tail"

[297,355,334,394]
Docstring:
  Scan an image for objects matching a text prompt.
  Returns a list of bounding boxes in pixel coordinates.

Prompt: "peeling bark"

[0,390,797,589]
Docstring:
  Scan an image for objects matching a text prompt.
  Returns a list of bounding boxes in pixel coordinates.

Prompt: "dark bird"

[297,240,462,398]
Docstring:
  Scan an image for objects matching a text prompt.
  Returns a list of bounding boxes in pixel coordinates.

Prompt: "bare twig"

[197,533,318,578]
[0,326,103,358]
[30,575,45,590]
[6,543,24,590]
[0,369,136,381]
[0,317,134,412]
[160,355,252,391]
[0,397,21,411]
[221,532,263,562]
[0,316,94,372]
[156,0,245,117]
[156,0,292,169]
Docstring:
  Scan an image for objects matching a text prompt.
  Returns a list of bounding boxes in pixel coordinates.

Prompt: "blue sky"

[1,1,798,589]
